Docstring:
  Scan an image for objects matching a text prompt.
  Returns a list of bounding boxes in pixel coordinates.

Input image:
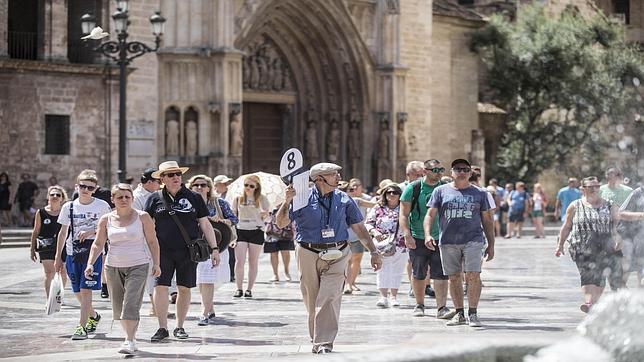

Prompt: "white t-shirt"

[132,183,154,211]
[58,198,112,256]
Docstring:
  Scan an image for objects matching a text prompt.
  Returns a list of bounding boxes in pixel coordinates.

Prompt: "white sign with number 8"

[280,148,304,178]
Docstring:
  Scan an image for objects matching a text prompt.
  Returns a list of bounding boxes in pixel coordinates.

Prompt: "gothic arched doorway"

[235,0,374,180]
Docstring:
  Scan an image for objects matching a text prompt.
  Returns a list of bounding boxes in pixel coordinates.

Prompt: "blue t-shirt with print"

[509,190,528,213]
[427,184,490,245]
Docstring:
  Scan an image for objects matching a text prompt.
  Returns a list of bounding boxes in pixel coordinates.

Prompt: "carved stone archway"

[235,0,374,181]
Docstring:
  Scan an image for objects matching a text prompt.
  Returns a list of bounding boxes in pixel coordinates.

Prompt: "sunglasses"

[114,195,132,200]
[583,185,600,189]
[385,190,401,195]
[49,193,62,198]
[452,167,471,173]
[192,183,208,188]
[78,184,96,191]
[244,184,257,189]
[162,172,182,178]
[426,167,445,173]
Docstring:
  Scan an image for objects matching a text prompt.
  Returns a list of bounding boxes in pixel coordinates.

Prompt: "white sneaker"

[198,315,209,326]
[468,313,483,327]
[376,297,389,308]
[390,298,400,307]
[118,340,135,355]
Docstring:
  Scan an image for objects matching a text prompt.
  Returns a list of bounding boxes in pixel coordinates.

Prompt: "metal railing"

[68,39,99,64]
[8,31,37,60]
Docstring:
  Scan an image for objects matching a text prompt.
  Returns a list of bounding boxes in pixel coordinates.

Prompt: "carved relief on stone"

[229,104,243,157]
[326,115,341,162]
[165,107,180,156]
[242,35,294,92]
[305,110,320,161]
[396,112,407,159]
[377,112,391,181]
[386,0,400,14]
[348,114,361,160]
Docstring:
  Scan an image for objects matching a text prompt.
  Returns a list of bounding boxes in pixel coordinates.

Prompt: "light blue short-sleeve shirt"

[289,187,363,244]
[557,186,581,221]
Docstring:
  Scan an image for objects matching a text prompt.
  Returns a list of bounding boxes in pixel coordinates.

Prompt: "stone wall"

[0,0,7,57]
[399,0,433,165]
[429,15,483,165]
[0,62,108,206]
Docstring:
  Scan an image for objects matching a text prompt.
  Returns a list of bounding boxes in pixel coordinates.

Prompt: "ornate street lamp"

[81,2,166,182]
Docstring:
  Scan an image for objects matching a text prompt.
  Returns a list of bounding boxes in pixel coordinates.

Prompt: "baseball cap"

[141,168,158,183]
[451,159,471,168]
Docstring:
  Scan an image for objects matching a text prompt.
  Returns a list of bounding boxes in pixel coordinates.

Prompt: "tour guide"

[276,162,383,354]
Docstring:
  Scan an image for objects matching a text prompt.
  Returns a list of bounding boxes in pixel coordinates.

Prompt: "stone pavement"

[0,231,593,361]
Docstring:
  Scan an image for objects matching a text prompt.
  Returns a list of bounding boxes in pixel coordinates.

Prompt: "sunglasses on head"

[244,183,256,189]
[49,193,62,197]
[452,167,471,173]
[78,184,96,191]
[192,183,208,188]
[426,167,445,173]
[162,171,182,178]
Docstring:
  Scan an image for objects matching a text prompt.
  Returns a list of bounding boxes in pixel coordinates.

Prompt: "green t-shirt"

[600,184,633,206]
[400,179,442,240]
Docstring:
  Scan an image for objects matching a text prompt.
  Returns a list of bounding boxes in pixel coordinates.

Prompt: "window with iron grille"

[8,0,41,60]
[45,115,70,155]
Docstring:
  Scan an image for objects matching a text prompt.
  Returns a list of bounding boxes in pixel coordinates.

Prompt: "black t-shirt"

[17,180,38,202]
[145,186,209,251]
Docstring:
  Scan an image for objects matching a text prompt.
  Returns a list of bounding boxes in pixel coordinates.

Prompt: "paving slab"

[0,234,595,360]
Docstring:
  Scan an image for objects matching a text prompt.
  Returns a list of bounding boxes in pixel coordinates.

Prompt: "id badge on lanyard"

[320,195,335,239]
[322,227,335,238]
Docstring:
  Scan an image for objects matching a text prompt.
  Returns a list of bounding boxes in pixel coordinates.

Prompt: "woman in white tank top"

[85,184,161,355]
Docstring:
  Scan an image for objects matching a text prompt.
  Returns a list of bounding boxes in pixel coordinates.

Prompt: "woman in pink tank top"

[85,184,161,355]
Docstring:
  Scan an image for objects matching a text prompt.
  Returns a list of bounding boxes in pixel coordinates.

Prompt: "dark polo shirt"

[145,185,208,252]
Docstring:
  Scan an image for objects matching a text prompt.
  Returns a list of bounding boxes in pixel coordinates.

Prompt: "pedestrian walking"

[618,184,644,287]
[531,183,548,238]
[425,159,495,327]
[506,181,529,238]
[213,174,236,282]
[54,169,112,339]
[29,185,69,298]
[365,181,407,308]
[187,175,237,326]
[84,183,161,355]
[0,172,11,226]
[600,167,633,207]
[275,162,382,354]
[399,159,452,318]
[555,178,582,223]
[15,173,39,227]
[230,174,270,298]
[144,161,220,342]
[344,178,375,294]
[264,204,295,282]
[555,176,624,312]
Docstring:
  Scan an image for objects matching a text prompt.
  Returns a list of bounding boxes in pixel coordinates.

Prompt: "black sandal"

[244,290,252,298]
[233,289,243,298]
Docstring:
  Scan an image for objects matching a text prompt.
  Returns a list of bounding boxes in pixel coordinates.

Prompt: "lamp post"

[81,0,166,183]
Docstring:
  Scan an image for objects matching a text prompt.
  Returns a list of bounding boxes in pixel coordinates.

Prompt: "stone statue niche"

[229,104,243,157]
[165,107,180,156]
[184,107,199,157]
[305,110,320,162]
[348,112,362,178]
[242,35,294,92]
[326,115,341,162]
[377,112,391,182]
[396,112,408,159]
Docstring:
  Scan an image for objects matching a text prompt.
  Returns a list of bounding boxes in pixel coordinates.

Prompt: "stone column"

[0,0,7,58]
[43,0,68,61]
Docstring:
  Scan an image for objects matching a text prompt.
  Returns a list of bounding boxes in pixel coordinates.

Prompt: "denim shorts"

[439,242,486,276]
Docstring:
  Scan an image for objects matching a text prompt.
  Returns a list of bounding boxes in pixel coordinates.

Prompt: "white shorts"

[196,249,230,285]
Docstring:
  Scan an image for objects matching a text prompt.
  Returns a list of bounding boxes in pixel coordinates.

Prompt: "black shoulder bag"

[158,191,211,263]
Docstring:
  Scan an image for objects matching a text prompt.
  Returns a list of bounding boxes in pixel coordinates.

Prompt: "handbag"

[36,237,56,252]
[373,220,400,257]
[213,197,237,249]
[69,203,93,263]
[159,191,211,263]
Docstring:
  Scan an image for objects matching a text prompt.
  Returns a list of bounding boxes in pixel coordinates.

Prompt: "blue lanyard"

[318,193,333,227]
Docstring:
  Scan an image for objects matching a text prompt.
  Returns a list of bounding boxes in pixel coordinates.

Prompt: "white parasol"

[225,172,288,210]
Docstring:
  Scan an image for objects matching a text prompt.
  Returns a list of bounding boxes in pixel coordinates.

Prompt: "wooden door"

[243,102,284,174]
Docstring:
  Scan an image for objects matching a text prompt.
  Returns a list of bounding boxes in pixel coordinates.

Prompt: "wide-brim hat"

[377,180,402,195]
[210,221,232,250]
[213,175,233,184]
[152,161,189,179]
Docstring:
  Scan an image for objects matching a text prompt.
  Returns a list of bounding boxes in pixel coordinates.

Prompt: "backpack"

[410,179,423,217]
